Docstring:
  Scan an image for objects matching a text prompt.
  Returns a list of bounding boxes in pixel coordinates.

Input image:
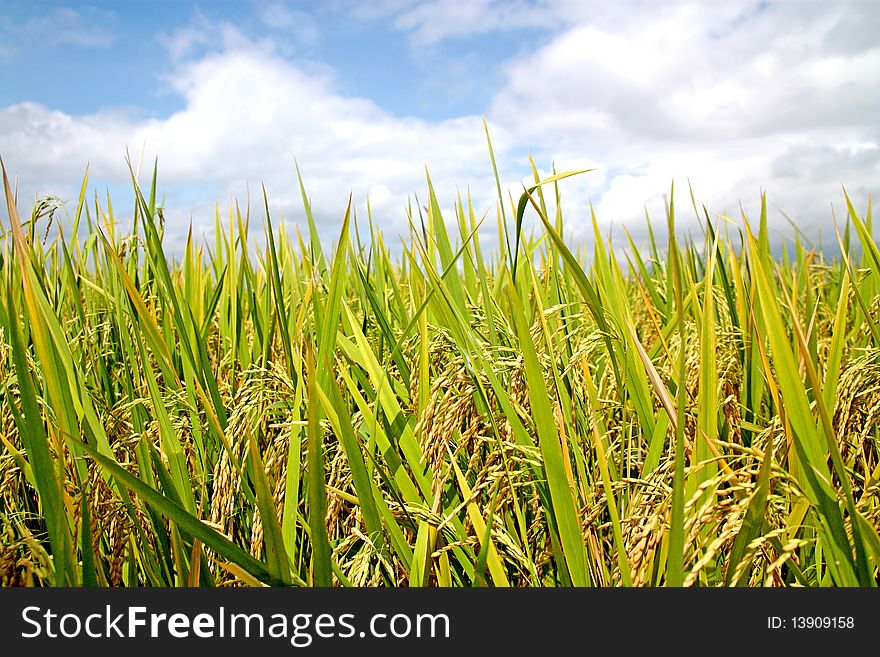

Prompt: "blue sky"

[1,1,524,119]
[2,1,879,248]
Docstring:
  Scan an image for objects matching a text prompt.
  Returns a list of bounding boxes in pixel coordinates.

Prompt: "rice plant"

[0,145,878,587]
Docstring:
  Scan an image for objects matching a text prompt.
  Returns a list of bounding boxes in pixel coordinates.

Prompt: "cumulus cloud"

[1,25,509,248]
[482,1,880,241]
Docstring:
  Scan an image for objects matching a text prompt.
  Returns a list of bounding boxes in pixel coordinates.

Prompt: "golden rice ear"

[1,152,876,588]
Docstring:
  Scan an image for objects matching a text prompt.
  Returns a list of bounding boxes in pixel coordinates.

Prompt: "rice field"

[1,145,878,587]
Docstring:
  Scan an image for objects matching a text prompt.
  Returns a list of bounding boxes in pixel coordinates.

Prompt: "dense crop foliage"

[0,146,878,587]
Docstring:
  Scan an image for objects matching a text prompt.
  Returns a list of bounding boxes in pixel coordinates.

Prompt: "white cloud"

[0,102,132,181]
[256,2,320,46]
[1,28,509,249]
[1,6,116,55]
[485,0,880,240]
[389,0,591,45]
[394,0,529,45]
